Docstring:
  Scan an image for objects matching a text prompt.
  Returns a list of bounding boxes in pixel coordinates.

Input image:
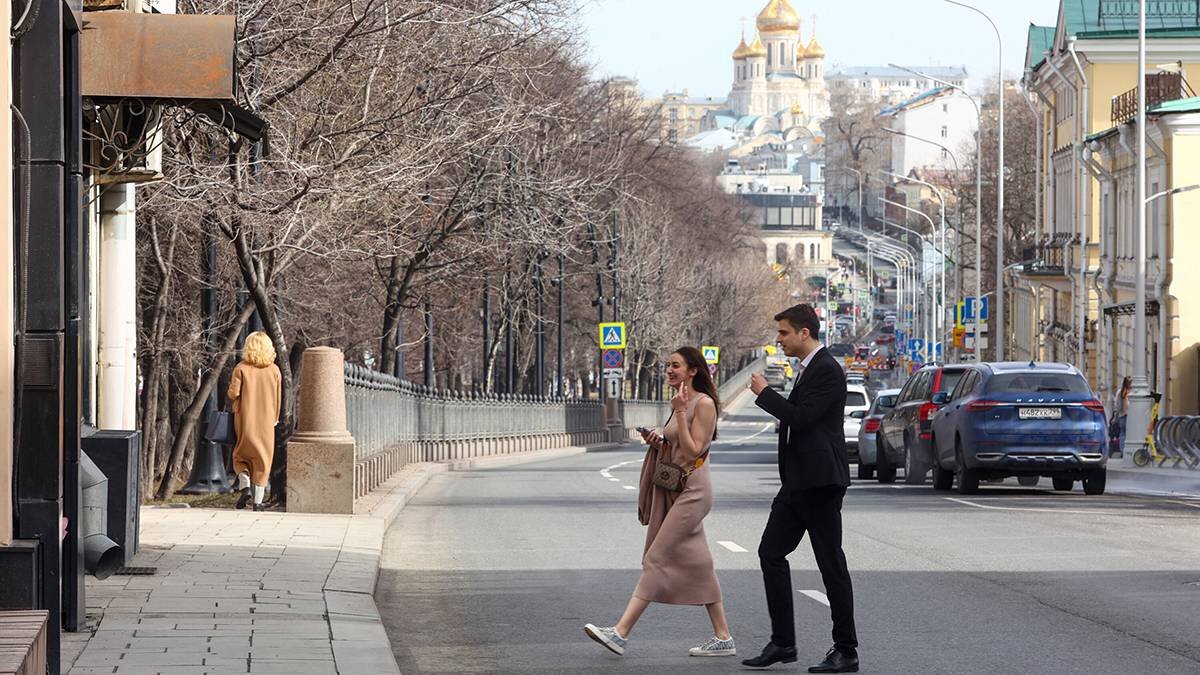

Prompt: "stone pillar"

[288,347,356,514]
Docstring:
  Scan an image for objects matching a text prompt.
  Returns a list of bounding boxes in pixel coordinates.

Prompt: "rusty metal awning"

[80,10,265,141]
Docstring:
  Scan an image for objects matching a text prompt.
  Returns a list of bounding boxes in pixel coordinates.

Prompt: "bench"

[0,611,48,675]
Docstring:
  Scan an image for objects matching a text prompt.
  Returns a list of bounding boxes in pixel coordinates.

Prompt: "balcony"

[1020,234,1074,278]
[1111,72,1192,124]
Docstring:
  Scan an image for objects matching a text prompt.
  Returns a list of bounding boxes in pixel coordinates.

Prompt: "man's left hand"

[750,372,768,395]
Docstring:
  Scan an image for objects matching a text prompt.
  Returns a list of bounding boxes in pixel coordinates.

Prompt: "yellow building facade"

[1018,1,1200,413]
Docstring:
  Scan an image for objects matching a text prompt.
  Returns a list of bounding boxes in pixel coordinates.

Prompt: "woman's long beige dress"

[228,361,282,487]
[633,394,722,606]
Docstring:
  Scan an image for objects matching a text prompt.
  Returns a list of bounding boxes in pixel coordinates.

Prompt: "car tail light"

[864,418,881,432]
[968,399,1001,412]
[918,401,938,422]
[1082,399,1105,413]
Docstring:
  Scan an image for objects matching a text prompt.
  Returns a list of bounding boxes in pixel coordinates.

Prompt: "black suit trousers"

[757,485,857,653]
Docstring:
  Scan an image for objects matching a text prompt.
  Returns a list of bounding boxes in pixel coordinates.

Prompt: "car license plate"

[1018,407,1061,420]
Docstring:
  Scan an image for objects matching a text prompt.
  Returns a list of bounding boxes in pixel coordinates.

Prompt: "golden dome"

[804,37,826,59]
[790,102,804,115]
[757,0,801,33]
[746,32,768,58]
[732,34,751,60]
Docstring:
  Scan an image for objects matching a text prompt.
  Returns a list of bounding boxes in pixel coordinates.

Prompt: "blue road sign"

[908,337,924,354]
[963,296,990,321]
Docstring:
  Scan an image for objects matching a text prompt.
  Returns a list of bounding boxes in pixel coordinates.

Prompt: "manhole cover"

[114,566,157,576]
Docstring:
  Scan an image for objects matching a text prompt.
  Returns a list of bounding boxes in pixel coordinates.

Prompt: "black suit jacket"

[755,347,850,492]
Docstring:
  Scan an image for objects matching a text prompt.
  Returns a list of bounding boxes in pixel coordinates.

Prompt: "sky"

[578,0,1060,98]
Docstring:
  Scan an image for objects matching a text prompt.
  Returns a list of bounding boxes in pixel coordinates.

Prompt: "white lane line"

[622,485,636,491]
[1166,499,1200,509]
[608,478,621,482]
[798,590,830,606]
[717,540,748,553]
[716,423,774,446]
[943,496,1096,515]
[600,470,613,479]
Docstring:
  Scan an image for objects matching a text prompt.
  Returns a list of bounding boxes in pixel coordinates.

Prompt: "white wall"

[889,91,977,175]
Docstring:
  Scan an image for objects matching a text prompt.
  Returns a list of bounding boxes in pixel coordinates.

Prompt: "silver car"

[855,388,901,480]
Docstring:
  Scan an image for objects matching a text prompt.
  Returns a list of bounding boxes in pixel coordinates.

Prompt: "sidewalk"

[62,443,606,675]
[1108,462,1200,497]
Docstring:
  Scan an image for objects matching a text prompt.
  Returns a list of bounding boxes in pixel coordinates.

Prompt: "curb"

[347,441,627,673]
[1107,465,1200,497]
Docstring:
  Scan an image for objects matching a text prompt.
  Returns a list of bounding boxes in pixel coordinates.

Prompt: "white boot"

[251,485,266,511]
[237,472,250,490]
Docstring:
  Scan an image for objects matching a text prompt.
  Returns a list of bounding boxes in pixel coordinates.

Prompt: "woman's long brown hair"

[674,346,721,439]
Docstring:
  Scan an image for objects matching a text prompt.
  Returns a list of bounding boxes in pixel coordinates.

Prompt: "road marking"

[716,423,774,446]
[1166,499,1200,509]
[608,478,620,482]
[600,470,613,479]
[600,458,645,484]
[943,496,1097,515]
[622,485,636,490]
[798,590,830,606]
[717,540,748,553]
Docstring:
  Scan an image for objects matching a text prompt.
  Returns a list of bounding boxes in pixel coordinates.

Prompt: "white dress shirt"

[791,344,825,390]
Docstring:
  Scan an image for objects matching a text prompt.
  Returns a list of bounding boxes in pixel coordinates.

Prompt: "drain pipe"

[1034,77,1058,361]
[1044,54,1078,365]
[1068,38,1090,373]
[1079,144,1116,400]
[80,451,123,579]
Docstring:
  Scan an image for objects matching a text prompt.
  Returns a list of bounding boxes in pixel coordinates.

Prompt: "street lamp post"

[889,63,983,345]
[881,198,951,361]
[943,0,1004,360]
[884,170,949,357]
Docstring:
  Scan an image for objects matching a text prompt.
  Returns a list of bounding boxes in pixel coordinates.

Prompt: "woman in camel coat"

[228,331,281,511]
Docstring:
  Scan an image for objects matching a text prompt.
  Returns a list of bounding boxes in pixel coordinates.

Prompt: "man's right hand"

[750,372,768,395]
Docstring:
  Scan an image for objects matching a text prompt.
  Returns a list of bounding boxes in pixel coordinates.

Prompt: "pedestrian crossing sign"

[702,346,720,364]
[599,322,627,350]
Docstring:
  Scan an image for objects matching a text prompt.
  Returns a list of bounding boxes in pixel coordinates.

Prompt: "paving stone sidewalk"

[61,444,611,674]
[62,461,449,675]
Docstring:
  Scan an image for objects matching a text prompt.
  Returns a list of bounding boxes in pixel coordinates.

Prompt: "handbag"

[203,410,237,446]
[651,441,709,492]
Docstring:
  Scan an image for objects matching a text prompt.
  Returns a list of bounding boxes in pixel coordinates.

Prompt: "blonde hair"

[242,331,277,367]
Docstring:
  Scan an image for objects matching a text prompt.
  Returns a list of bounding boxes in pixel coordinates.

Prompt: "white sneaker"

[584,623,626,655]
[689,635,736,657]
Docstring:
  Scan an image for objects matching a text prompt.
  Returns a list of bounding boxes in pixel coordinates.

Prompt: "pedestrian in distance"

[227,331,282,512]
[584,346,735,658]
[745,303,859,673]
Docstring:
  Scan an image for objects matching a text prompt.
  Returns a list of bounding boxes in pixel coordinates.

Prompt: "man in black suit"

[743,303,859,673]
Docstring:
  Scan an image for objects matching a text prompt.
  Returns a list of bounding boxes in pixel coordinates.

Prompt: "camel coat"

[228,361,281,486]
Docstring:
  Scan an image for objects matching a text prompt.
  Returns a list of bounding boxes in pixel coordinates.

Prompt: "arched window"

[810,243,816,260]
[775,243,789,265]
[795,243,806,261]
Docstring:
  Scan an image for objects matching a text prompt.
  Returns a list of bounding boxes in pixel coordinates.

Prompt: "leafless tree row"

[133,0,782,499]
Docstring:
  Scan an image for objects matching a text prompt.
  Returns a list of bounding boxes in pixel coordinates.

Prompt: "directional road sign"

[599,322,627,350]
[602,349,624,369]
[701,346,720,364]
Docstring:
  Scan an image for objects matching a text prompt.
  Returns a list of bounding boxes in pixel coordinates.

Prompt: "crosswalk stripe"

[717,541,748,553]
[798,590,829,606]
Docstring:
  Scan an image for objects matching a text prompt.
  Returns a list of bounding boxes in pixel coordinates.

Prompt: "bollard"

[288,347,356,514]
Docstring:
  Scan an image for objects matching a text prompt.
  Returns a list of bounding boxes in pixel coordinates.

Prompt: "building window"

[776,243,789,265]
[667,129,678,143]
[940,125,948,138]
[668,108,678,121]
[943,103,949,113]
[810,243,816,260]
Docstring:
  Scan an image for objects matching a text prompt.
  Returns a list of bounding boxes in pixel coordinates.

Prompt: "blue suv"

[928,362,1108,495]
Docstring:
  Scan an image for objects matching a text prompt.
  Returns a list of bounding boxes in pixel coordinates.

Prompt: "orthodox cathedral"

[709,0,831,138]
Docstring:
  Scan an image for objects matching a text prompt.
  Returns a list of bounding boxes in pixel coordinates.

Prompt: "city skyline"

[580,0,1059,97]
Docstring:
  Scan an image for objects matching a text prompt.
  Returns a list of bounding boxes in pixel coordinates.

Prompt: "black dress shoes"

[235,488,251,510]
[807,647,859,673]
[742,642,798,668]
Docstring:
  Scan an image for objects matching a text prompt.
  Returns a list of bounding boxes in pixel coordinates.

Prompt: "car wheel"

[876,434,896,483]
[1018,476,1040,487]
[1082,469,1106,495]
[856,461,874,480]
[931,436,953,491]
[903,432,925,485]
[1052,476,1075,492]
[955,440,979,495]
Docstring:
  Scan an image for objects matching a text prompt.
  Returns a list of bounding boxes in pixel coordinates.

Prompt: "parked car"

[764,364,788,390]
[828,343,855,359]
[842,384,872,461]
[875,334,895,345]
[877,363,971,484]
[929,362,1108,495]
[856,388,901,480]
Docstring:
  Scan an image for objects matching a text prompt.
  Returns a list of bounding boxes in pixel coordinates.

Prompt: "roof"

[1049,1,1200,50]
[879,86,951,116]
[1149,95,1200,114]
[1025,24,1054,70]
[828,65,967,80]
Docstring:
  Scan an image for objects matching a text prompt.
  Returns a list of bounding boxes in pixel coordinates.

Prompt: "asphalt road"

[377,389,1200,675]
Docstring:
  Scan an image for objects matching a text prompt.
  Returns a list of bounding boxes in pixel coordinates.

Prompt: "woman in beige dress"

[585,346,734,658]
[227,331,282,511]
